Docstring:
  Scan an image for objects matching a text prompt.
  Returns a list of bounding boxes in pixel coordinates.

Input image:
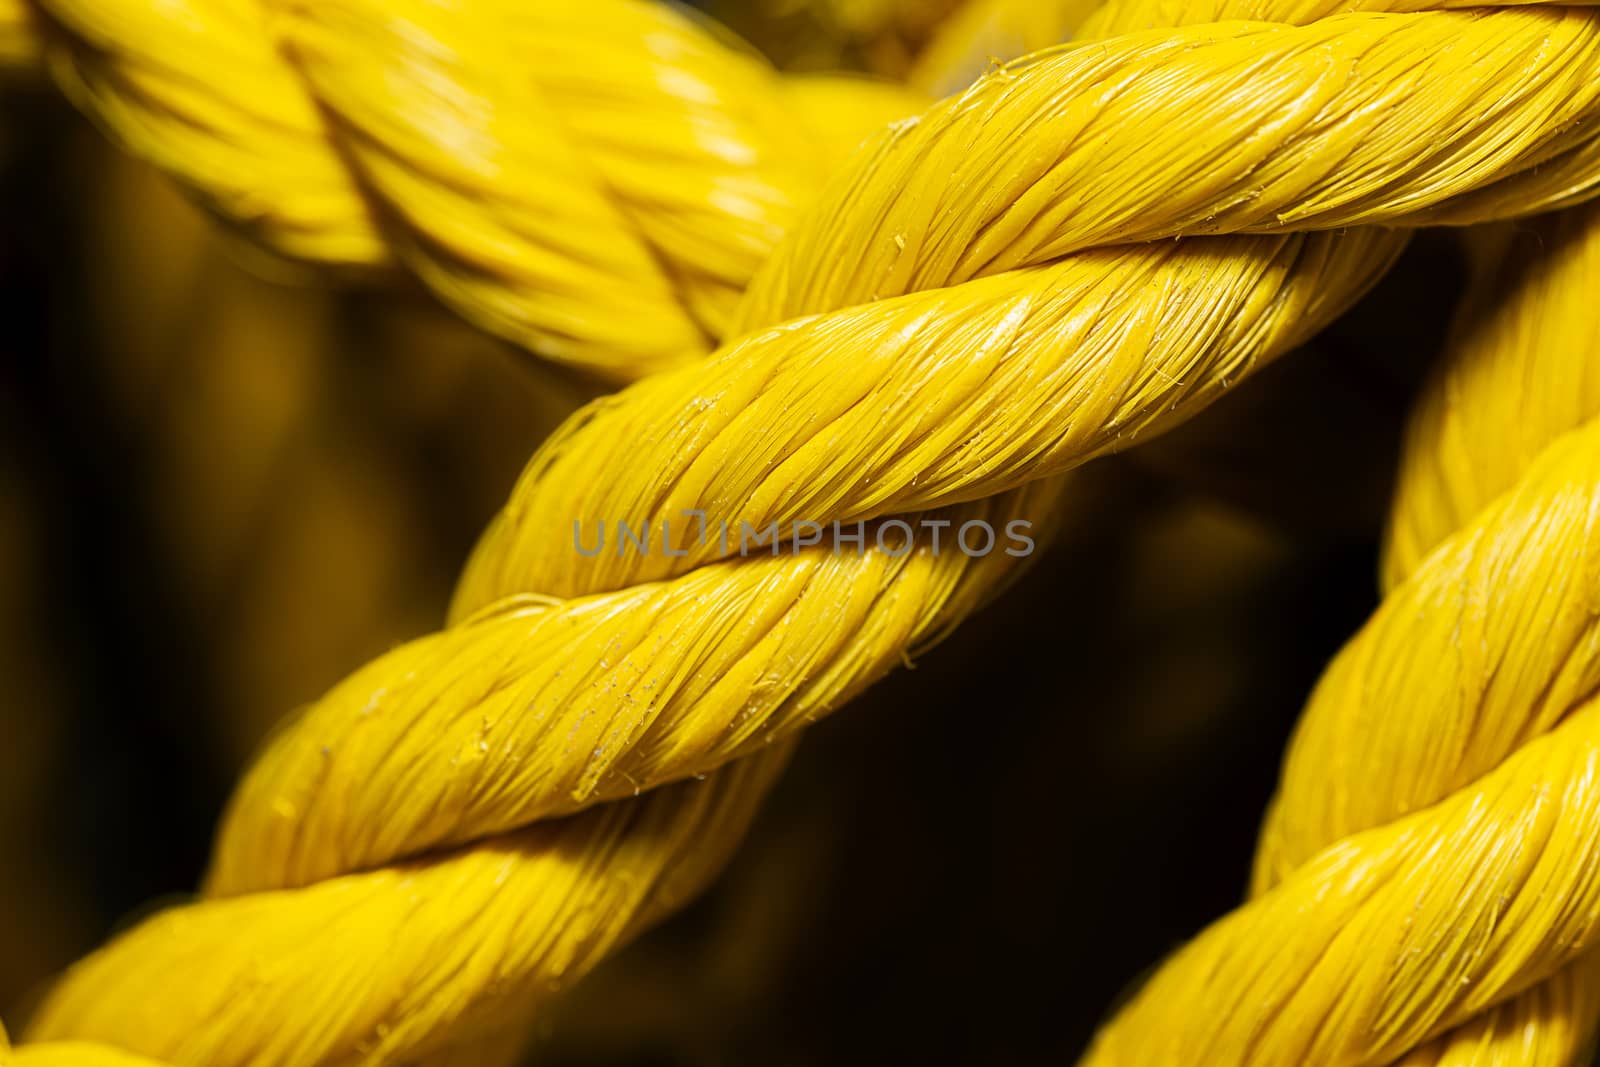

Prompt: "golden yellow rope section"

[1380,205,1600,1067]
[915,0,1600,139]
[1383,207,1600,589]
[1080,203,1600,1067]
[1270,201,1600,1067]
[0,0,32,67]
[0,0,921,379]
[13,2,1600,1066]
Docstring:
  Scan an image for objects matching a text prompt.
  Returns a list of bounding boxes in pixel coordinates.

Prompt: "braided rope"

[7,0,1600,1063]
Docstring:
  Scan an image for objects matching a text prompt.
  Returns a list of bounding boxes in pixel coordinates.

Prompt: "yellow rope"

[1082,201,1600,1067]
[1,0,922,379]
[8,0,1600,1063]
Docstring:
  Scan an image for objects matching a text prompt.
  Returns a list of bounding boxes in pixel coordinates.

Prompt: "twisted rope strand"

[1384,202,1600,586]
[1270,199,1600,1067]
[456,230,1404,600]
[13,0,1600,1063]
[1081,204,1600,1066]
[1082,426,1600,1067]
[207,485,1059,894]
[29,751,790,1066]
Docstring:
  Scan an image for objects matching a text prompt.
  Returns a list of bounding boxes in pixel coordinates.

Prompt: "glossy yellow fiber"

[1082,212,1600,1066]
[1385,200,1600,588]
[11,0,1600,1064]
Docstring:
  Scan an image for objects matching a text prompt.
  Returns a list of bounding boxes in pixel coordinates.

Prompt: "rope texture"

[1084,200,1600,1067]
[1,0,924,379]
[4,0,1600,1063]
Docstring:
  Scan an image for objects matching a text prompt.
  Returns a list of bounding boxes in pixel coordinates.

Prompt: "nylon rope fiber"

[1,0,1599,1063]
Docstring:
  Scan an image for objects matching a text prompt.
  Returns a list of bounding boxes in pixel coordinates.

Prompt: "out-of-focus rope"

[910,0,1100,95]
[10,0,1600,1064]
[79,145,593,766]
[703,0,960,77]
[0,0,924,379]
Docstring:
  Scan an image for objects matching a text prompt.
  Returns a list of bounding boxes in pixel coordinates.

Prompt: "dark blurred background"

[0,3,1464,1062]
